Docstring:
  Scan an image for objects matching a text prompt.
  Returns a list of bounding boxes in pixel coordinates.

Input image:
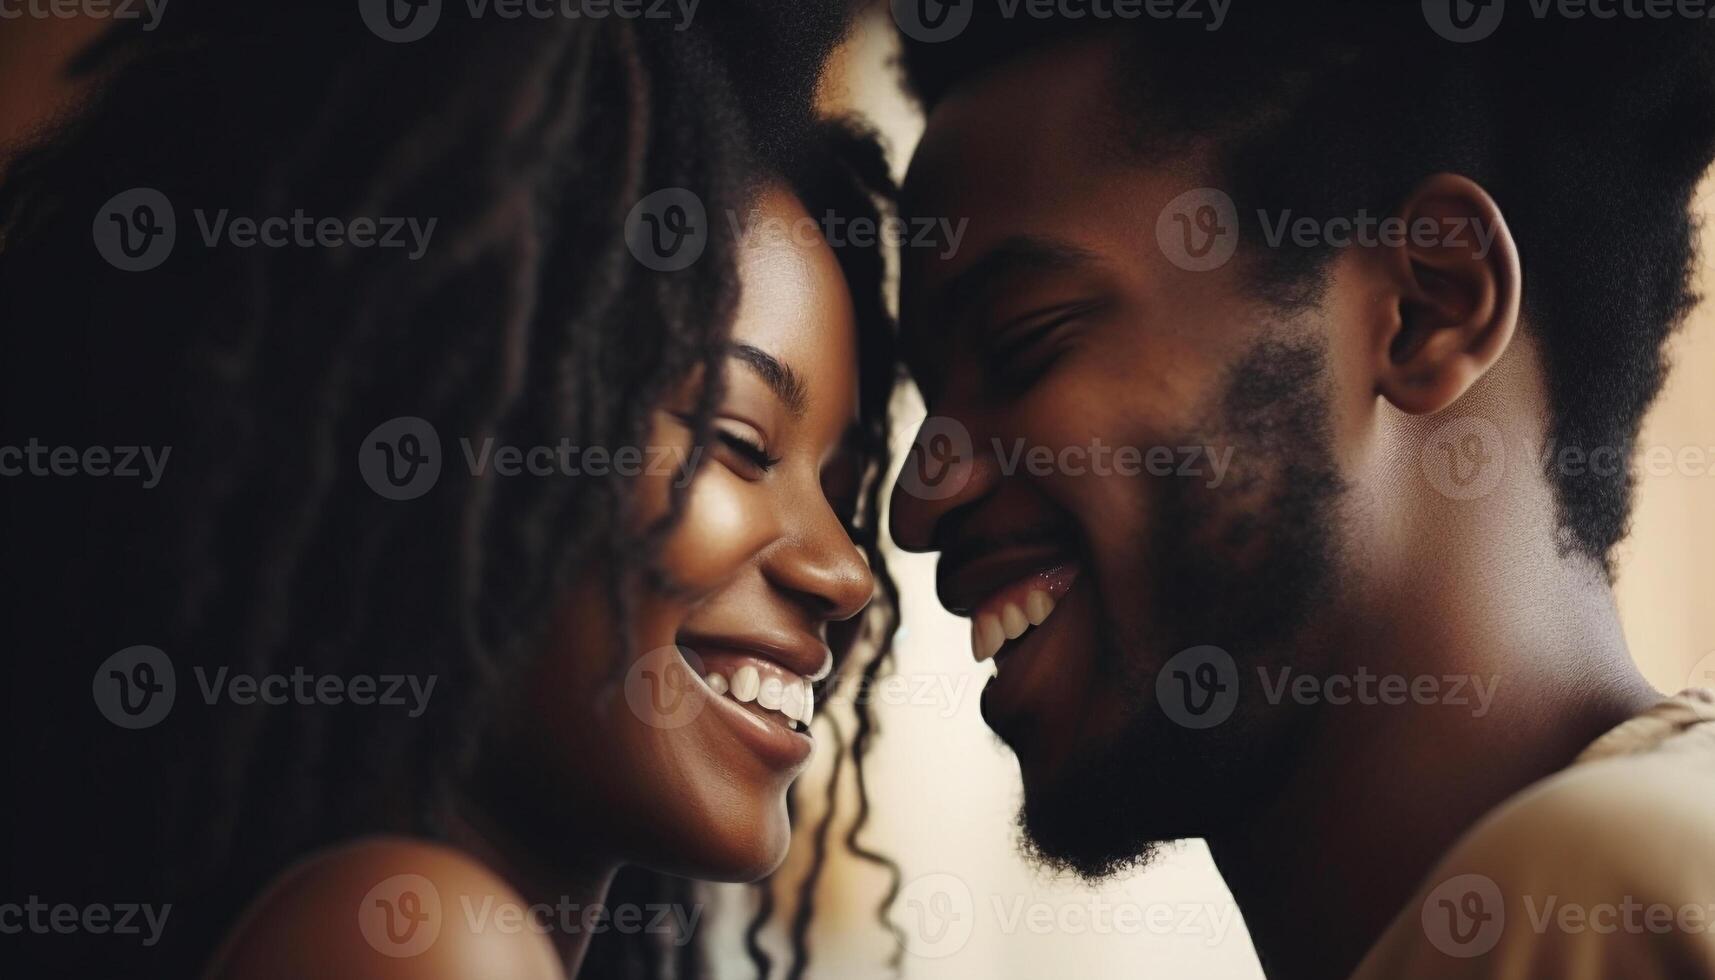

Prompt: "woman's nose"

[765,502,875,623]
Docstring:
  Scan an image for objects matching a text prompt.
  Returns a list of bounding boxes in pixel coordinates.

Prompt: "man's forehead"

[901,35,1126,220]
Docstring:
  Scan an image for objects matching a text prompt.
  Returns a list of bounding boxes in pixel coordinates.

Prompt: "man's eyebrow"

[934,235,1101,326]
[729,343,807,418]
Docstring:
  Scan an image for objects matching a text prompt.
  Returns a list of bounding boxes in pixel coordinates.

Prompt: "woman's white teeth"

[732,665,761,703]
[702,667,815,727]
[973,590,1060,661]
[1025,589,1055,625]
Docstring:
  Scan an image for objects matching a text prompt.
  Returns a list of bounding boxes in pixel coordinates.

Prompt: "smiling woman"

[0,2,901,979]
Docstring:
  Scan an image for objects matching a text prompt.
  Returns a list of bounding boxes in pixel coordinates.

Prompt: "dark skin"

[889,38,1659,980]
[208,186,874,979]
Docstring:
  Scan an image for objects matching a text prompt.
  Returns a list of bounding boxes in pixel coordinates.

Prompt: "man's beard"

[1019,337,1347,881]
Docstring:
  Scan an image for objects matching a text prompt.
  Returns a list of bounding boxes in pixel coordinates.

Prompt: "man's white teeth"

[732,665,761,703]
[1000,603,1029,640]
[1025,589,1055,625]
[701,667,815,727]
[973,590,1060,662]
[973,614,1005,662]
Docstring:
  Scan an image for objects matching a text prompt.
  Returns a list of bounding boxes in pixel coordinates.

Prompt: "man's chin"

[1009,711,1252,882]
[1011,733,1188,883]
[1016,771,1170,883]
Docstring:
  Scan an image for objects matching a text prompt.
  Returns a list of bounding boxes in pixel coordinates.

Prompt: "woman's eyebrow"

[729,343,807,418]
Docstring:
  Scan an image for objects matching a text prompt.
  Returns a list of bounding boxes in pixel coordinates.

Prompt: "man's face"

[890,38,1354,878]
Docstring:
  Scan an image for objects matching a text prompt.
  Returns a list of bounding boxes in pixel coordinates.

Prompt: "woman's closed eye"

[715,423,780,478]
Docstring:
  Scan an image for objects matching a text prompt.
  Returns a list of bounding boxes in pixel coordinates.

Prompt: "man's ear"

[1370,173,1521,415]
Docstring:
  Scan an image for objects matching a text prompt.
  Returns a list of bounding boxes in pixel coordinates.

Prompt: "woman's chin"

[651,800,793,883]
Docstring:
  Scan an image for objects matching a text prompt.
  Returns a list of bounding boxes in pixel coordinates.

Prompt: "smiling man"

[888,6,1715,979]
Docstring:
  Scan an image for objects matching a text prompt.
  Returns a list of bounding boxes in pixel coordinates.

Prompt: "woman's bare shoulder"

[205,835,564,980]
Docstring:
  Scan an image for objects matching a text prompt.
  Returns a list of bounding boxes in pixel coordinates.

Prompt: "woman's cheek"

[655,467,774,596]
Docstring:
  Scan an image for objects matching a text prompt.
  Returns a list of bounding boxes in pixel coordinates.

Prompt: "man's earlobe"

[1372,173,1521,415]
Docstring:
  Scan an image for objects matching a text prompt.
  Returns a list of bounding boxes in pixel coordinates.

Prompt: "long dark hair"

[0,4,898,977]
[582,117,906,980]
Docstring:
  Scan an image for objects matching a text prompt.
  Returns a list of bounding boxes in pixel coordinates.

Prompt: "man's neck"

[1207,562,1658,980]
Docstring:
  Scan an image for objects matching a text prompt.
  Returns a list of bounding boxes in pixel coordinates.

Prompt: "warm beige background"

[734,6,1715,978]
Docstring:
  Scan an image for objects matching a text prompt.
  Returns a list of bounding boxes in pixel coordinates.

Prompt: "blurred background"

[3,5,1710,978]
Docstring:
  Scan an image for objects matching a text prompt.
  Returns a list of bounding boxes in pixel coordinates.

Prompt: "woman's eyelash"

[718,431,780,471]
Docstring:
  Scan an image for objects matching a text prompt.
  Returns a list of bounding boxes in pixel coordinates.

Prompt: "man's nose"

[889,412,993,553]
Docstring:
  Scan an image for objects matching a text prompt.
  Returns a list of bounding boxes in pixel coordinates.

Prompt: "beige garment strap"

[1574,688,1715,764]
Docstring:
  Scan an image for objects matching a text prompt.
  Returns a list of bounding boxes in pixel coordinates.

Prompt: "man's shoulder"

[1351,700,1715,978]
[1464,715,1715,875]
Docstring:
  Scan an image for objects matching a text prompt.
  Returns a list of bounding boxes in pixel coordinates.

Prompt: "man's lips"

[937,535,1082,614]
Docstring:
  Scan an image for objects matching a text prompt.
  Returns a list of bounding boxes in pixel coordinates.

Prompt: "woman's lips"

[660,645,814,772]
[968,563,1081,662]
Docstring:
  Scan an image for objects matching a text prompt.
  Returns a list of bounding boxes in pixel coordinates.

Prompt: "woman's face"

[487,186,875,882]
